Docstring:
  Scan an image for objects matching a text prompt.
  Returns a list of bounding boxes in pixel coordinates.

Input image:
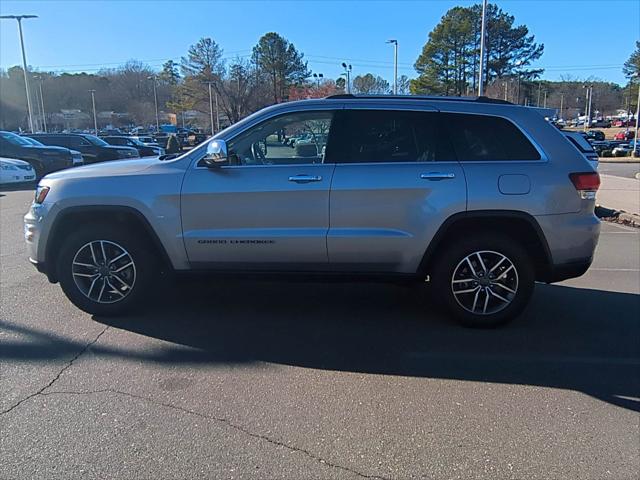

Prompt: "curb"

[598,158,640,164]
[595,205,640,228]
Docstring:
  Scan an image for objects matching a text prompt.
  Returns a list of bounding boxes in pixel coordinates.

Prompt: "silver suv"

[24,95,601,327]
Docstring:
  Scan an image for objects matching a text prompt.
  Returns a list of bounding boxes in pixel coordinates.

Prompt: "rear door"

[327,108,467,273]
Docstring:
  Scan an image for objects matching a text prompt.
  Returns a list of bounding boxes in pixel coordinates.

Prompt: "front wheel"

[431,234,534,328]
[57,224,156,316]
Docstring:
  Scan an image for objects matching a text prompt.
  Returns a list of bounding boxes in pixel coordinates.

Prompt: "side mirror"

[202,139,228,168]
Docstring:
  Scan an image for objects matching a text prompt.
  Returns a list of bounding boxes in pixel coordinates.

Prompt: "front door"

[328,108,467,273]
[181,109,338,270]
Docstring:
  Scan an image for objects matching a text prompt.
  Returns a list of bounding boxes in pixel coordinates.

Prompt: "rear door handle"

[288,174,323,183]
[420,172,456,181]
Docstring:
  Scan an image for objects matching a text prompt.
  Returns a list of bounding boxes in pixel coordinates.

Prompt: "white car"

[0,157,36,184]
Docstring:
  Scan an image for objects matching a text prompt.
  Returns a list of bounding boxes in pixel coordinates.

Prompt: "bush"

[600,150,613,157]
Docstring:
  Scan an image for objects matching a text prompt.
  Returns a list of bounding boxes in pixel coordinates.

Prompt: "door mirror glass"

[203,139,228,167]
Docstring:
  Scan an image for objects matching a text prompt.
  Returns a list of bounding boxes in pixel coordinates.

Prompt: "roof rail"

[325,94,512,105]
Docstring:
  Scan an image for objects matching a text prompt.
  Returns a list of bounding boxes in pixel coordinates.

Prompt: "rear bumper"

[541,258,593,283]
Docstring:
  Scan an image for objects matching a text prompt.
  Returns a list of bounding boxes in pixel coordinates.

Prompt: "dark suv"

[0,131,75,178]
[27,133,139,164]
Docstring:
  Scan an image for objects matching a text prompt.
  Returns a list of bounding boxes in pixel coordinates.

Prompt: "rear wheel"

[57,224,156,316]
[431,234,534,327]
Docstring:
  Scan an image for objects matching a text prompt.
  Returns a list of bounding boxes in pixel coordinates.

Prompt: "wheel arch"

[45,205,173,283]
[418,210,553,281]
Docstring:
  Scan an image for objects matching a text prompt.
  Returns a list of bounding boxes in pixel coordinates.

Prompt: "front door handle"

[420,172,456,181]
[288,174,323,183]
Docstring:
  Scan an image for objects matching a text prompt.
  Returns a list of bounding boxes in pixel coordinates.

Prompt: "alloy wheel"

[451,250,519,315]
[71,240,136,304]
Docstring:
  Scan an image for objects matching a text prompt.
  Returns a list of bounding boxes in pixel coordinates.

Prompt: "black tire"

[431,234,534,328]
[57,223,156,316]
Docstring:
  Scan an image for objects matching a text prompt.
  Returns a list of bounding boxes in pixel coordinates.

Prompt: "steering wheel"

[251,141,268,164]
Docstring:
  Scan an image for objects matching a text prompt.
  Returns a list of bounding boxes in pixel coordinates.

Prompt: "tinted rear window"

[334,110,456,163]
[565,133,595,153]
[444,113,541,161]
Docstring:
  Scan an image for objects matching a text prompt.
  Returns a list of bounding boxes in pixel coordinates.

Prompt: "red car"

[614,130,635,141]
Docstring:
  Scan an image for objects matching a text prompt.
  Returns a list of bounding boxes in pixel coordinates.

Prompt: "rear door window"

[333,110,456,163]
[444,113,541,161]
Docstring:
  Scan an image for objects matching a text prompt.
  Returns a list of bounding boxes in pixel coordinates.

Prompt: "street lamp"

[341,63,352,94]
[632,73,640,157]
[312,73,324,89]
[386,39,398,95]
[147,75,160,133]
[89,90,98,135]
[0,14,38,132]
[34,75,47,132]
[582,84,593,132]
[477,0,488,96]
[514,60,523,105]
[203,81,219,135]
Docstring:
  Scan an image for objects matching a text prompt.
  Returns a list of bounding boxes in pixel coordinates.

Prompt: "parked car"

[563,131,599,169]
[0,131,75,178]
[612,143,639,156]
[26,133,139,164]
[584,130,605,142]
[129,136,160,148]
[589,119,611,128]
[21,136,84,167]
[24,94,600,327]
[614,130,635,141]
[0,157,36,184]
[101,136,165,157]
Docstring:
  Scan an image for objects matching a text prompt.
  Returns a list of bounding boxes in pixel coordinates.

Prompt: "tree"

[252,32,310,103]
[335,77,346,92]
[352,73,390,94]
[181,37,225,80]
[397,75,411,94]
[159,60,180,85]
[411,3,543,96]
[624,41,640,78]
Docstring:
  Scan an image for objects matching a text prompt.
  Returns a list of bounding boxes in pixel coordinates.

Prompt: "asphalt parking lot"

[1,188,639,479]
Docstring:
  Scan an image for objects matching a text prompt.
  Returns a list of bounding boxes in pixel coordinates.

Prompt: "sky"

[1,0,638,86]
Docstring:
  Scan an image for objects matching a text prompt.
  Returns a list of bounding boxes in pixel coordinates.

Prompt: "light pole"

[632,73,639,157]
[543,90,547,108]
[582,84,593,131]
[502,81,508,101]
[89,89,98,135]
[204,81,215,135]
[514,60,523,105]
[559,93,564,121]
[341,63,352,94]
[148,75,160,133]
[312,73,324,89]
[386,39,398,95]
[36,76,47,132]
[537,82,542,107]
[477,0,488,96]
[1,14,38,132]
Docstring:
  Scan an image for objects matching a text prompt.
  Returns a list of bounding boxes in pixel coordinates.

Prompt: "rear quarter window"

[444,113,541,161]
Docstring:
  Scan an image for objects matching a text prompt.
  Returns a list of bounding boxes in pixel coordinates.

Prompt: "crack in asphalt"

[0,326,109,415]
[40,388,391,480]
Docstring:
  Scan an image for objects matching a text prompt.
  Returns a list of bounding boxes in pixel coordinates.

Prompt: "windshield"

[0,131,32,146]
[128,137,144,146]
[22,137,44,146]
[84,135,109,146]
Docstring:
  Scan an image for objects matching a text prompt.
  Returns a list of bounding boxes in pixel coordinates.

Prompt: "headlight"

[35,185,50,204]
[1,164,18,171]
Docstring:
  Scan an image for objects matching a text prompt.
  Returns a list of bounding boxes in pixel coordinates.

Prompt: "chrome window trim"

[191,104,344,170]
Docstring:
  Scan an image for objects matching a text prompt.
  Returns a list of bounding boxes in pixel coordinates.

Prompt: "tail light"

[569,172,600,200]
